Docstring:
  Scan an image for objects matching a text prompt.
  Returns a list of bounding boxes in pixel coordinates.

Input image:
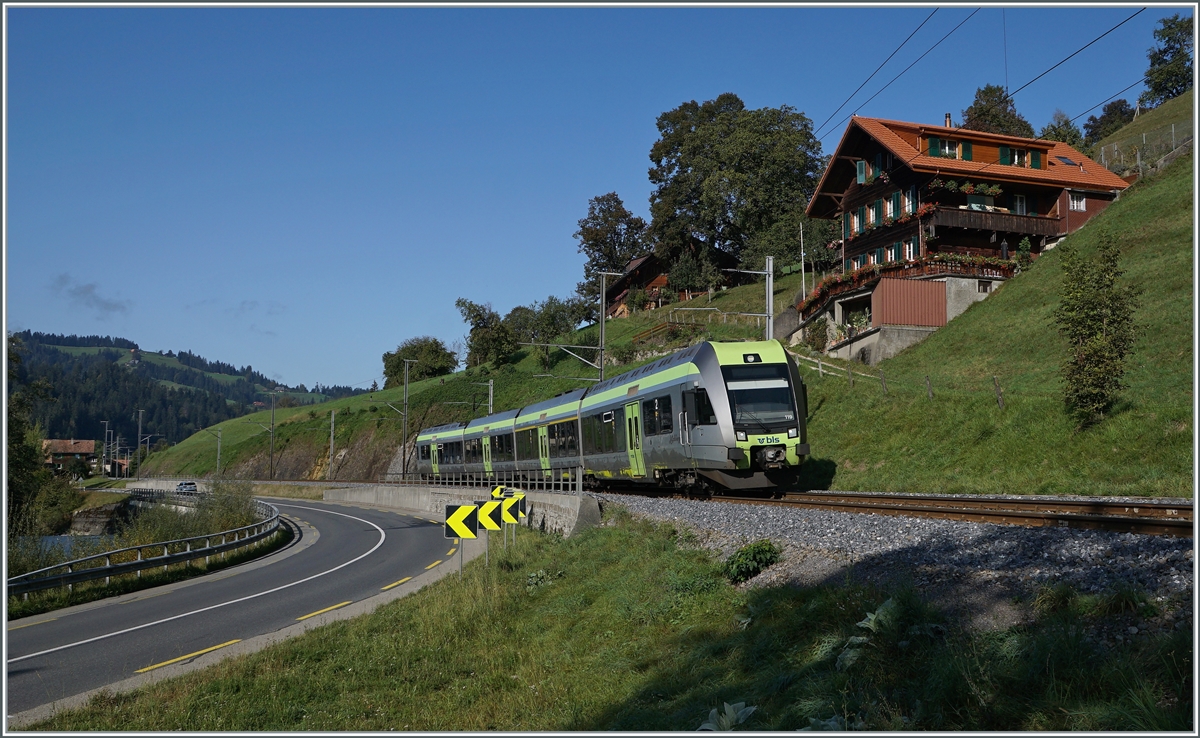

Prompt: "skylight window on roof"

[1056,155,1078,166]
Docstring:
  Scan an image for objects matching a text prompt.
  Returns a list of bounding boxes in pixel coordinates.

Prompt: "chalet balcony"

[930,205,1062,238]
[797,255,1016,322]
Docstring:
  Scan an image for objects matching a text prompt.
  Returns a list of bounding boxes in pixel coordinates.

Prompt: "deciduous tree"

[648,93,823,266]
[1140,13,1194,107]
[960,84,1035,138]
[1039,109,1085,149]
[573,193,650,314]
[1083,100,1135,148]
[455,299,516,368]
[382,336,458,387]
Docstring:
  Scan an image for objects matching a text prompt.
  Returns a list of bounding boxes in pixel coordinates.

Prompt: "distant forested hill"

[10,346,242,446]
[9,331,369,446]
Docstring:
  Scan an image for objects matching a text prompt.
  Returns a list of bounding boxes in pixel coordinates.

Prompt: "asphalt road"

[6,499,457,717]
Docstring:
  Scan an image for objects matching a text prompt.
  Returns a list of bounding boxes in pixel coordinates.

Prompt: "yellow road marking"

[296,601,353,621]
[135,639,241,673]
[8,618,57,631]
[381,576,412,591]
[454,538,459,545]
[424,560,442,570]
[446,548,457,556]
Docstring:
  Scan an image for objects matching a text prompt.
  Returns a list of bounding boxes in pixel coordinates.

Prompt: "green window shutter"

[843,212,851,240]
[857,206,866,233]
[928,137,940,156]
[876,247,885,263]
[857,160,866,183]
[891,191,901,216]
[874,199,882,225]
[874,153,882,174]
[999,146,1010,165]
[1031,151,1041,169]
[845,259,852,272]
[962,141,973,161]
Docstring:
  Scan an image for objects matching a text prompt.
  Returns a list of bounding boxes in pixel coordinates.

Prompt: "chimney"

[945,113,952,128]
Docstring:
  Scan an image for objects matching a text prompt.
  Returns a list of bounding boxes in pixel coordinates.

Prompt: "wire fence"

[1097,119,1193,174]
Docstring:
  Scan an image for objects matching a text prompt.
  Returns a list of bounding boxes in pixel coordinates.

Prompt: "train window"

[722,364,795,426]
[658,395,673,434]
[642,399,659,436]
[685,389,718,425]
[517,429,537,460]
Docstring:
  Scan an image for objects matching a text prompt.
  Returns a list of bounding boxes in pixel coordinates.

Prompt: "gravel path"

[593,492,1194,640]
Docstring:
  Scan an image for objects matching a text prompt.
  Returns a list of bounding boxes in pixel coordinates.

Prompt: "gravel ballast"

[593,492,1194,638]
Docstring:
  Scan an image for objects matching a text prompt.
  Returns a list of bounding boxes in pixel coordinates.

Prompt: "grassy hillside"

[795,153,1193,497]
[145,155,1190,497]
[1095,89,1193,152]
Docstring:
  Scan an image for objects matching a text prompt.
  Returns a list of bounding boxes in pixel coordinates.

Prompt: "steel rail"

[707,491,1194,538]
[7,494,281,596]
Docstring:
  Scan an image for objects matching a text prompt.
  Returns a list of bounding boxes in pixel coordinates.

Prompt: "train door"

[624,401,646,478]
[431,443,441,475]
[482,436,493,474]
[537,425,551,478]
[677,384,694,464]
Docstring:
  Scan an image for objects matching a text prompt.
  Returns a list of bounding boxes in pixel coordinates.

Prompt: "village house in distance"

[780,114,1130,364]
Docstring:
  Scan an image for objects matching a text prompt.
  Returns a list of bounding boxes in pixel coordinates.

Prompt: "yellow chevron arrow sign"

[475,499,502,531]
[444,504,478,539]
[491,486,510,499]
[510,491,527,518]
[501,496,520,524]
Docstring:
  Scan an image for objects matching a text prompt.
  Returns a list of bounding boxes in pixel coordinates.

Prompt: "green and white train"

[414,339,809,491]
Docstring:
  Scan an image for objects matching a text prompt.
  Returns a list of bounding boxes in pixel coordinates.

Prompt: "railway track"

[698,490,1194,537]
[141,477,1194,537]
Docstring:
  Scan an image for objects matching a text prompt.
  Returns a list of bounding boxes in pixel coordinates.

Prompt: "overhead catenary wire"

[867,10,1155,205]
[841,6,1152,196]
[813,8,938,139]
[822,9,982,141]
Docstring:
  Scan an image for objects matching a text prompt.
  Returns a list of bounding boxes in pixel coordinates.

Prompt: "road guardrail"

[7,491,281,597]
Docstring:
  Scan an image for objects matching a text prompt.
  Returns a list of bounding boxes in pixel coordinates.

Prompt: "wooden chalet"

[604,249,742,319]
[788,114,1129,363]
[43,439,98,474]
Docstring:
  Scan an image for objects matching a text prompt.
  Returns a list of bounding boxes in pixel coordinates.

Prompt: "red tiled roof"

[854,116,1130,191]
[42,439,96,455]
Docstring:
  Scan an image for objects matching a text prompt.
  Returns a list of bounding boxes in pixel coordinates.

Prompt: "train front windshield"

[722,364,796,428]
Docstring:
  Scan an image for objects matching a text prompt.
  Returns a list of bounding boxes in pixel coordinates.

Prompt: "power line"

[873,10,1154,199]
[1070,77,1148,124]
[824,9,981,139]
[813,8,938,139]
[1006,8,1146,100]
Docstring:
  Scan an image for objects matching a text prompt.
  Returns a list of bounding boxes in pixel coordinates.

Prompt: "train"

[414,339,809,492]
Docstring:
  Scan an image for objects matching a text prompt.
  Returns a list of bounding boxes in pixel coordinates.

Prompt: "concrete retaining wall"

[322,485,600,538]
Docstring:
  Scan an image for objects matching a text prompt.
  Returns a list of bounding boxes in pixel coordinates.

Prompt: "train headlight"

[788,427,798,438]
[735,431,747,442]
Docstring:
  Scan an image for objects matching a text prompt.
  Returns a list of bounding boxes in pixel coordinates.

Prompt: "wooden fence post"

[879,370,888,395]
[993,376,1004,409]
[817,357,823,376]
[925,375,933,400]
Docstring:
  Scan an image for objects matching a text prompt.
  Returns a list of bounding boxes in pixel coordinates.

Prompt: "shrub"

[803,318,829,352]
[1053,235,1142,426]
[609,343,636,365]
[724,539,781,583]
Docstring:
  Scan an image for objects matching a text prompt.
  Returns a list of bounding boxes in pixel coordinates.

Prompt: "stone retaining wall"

[323,485,600,538]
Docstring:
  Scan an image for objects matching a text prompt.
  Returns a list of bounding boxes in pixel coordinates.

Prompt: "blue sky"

[5,5,1189,388]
